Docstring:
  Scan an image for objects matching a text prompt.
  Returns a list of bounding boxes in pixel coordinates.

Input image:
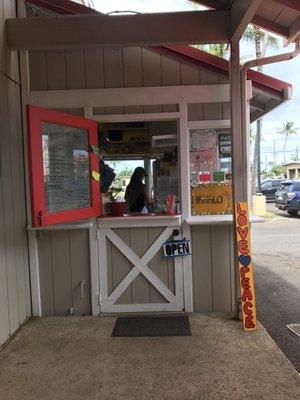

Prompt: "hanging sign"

[163,240,192,258]
[191,183,232,215]
[234,202,257,331]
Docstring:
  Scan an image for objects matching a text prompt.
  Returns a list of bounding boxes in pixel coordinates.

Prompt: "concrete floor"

[0,315,299,400]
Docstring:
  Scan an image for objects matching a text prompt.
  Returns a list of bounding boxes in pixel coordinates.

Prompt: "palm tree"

[276,121,298,162]
[242,26,279,194]
[192,44,229,59]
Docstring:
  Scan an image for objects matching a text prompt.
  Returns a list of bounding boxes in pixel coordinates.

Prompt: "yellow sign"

[234,202,257,331]
[191,183,232,215]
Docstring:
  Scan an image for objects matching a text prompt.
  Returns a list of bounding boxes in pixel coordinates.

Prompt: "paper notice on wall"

[92,171,100,182]
[190,129,215,151]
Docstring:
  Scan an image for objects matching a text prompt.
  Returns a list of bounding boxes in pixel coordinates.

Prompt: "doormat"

[111,315,191,337]
[286,324,300,338]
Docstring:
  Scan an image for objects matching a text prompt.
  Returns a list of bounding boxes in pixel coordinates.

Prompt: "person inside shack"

[125,167,155,213]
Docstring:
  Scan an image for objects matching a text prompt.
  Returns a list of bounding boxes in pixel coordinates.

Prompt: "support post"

[179,103,193,313]
[230,40,247,319]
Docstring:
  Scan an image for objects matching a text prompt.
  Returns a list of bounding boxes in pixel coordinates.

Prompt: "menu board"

[42,122,91,213]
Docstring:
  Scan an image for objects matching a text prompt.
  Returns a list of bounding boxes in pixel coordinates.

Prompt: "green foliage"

[276,121,298,136]
[262,164,285,178]
[107,186,123,203]
[118,168,134,177]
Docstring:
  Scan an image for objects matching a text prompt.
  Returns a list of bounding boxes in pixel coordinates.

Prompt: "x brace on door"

[98,226,184,313]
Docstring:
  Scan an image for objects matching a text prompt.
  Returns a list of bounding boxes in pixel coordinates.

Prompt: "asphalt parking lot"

[252,203,300,372]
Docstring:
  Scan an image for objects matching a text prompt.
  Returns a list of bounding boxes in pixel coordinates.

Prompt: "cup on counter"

[166,194,176,215]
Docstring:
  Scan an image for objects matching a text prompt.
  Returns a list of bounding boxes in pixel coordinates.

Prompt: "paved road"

[252,204,300,372]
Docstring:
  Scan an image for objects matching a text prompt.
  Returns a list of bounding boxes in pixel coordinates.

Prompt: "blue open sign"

[163,240,192,258]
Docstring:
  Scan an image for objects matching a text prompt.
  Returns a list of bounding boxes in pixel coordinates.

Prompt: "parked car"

[259,179,284,202]
[275,180,300,216]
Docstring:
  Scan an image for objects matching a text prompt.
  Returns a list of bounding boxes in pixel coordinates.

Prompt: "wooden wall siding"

[106,227,174,305]
[191,225,235,313]
[28,47,226,117]
[37,229,91,316]
[0,0,31,346]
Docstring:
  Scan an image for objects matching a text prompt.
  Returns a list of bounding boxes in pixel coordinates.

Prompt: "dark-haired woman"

[124,167,155,213]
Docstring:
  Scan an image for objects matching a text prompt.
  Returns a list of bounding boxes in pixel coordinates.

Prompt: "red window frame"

[27,105,101,227]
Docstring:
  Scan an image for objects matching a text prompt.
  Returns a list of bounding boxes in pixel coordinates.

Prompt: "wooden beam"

[6,10,230,50]
[230,0,263,42]
[288,15,300,44]
[252,15,289,38]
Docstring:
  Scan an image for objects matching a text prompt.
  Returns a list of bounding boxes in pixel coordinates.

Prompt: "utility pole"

[273,140,276,166]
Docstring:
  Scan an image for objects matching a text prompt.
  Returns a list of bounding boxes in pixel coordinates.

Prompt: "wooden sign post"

[234,202,257,331]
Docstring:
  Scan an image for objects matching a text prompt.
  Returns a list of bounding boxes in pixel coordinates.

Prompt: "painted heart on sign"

[238,254,251,267]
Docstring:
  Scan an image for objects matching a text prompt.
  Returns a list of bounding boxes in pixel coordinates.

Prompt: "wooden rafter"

[230,0,264,41]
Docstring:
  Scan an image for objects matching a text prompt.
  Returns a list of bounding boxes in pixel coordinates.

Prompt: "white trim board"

[188,120,231,129]
[98,215,181,229]
[25,84,230,109]
[94,112,179,123]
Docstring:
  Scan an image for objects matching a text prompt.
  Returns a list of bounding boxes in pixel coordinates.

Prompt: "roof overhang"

[151,45,292,123]
[16,0,293,124]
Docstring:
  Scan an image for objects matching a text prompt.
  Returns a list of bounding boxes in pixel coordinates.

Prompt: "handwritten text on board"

[235,202,257,331]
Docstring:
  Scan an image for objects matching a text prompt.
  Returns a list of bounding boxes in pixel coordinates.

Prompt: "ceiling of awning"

[192,0,300,42]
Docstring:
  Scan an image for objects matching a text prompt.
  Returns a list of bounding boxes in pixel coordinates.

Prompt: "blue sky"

[94,0,300,167]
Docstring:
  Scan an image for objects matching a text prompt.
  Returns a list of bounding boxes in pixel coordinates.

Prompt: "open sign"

[163,240,192,258]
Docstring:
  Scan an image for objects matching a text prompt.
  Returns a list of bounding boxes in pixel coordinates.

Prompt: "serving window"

[189,129,232,216]
[27,105,101,227]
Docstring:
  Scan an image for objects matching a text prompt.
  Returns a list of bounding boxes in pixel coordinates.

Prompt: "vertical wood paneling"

[65,49,86,89]
[148,227,168,303]
[85,48,105,89]
[69,230,91,316]
[38,231,55,316]
[229,226,236,313]
[38,229,92,316]
[211,226,231,312]
[162,56,181,112]
[7,79,27,323]
[104,47,124,114]
[106,236,113,295]
[222,102,231,119]
[188,103,204,121]
[192,226,213,312]
[0,73,19,334]
[142,48,162,113]
[112,228,132,304]
[50,231,72,315]
[46,50,67,90]
[203,103,223,120]
[123,47,143,113]
[180,63,200,85]
[130,228,151,304]
[28,51,48,90]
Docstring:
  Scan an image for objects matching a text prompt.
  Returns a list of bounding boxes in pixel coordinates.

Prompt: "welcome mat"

[111,315,191,337]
